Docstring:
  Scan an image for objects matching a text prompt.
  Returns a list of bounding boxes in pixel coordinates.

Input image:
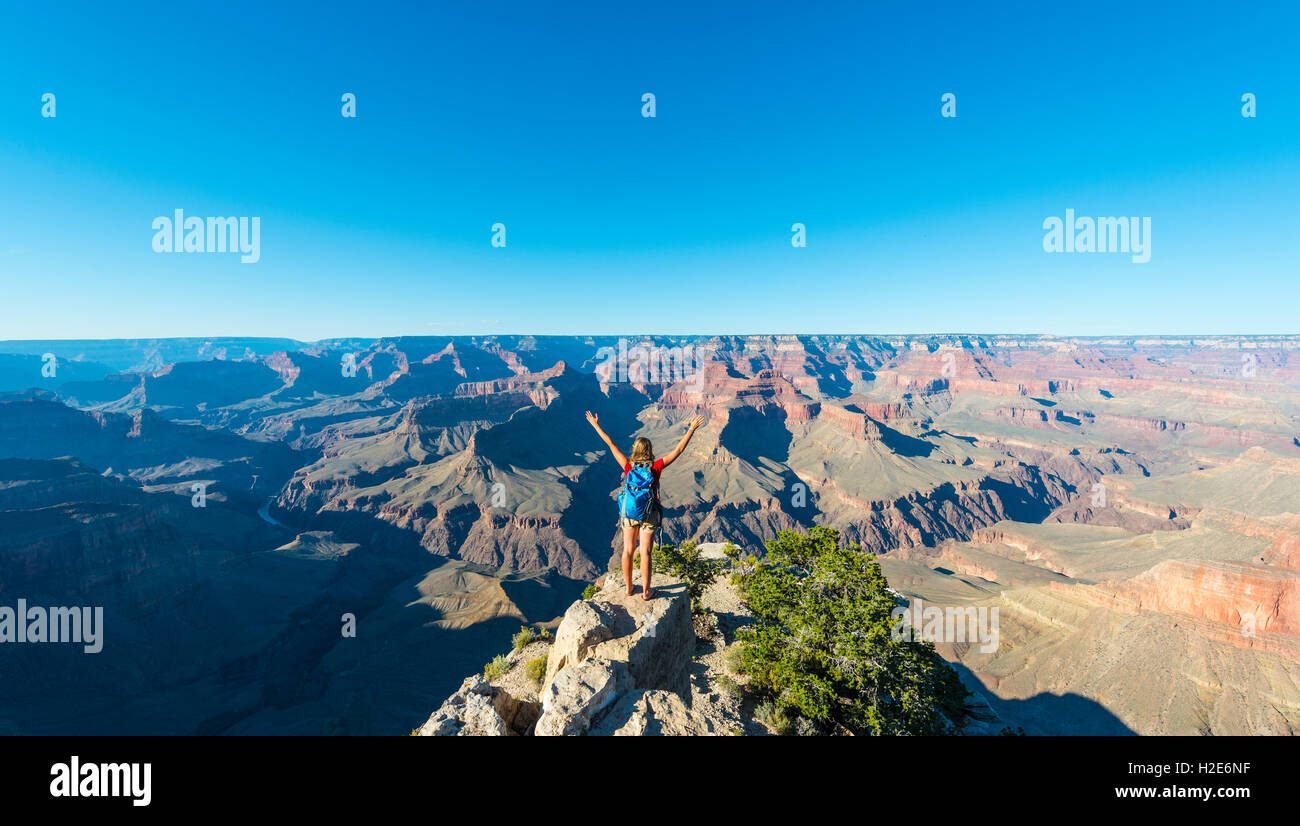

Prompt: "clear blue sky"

[1,0,1297,340]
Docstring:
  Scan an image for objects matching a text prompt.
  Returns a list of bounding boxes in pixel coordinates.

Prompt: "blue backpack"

[618,463,656,520]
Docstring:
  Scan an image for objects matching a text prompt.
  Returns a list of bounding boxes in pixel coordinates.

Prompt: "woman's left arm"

[661,414,706,468]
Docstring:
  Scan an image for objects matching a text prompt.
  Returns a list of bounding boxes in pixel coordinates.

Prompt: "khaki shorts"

[619,502,662,534]
[620,516,658,534]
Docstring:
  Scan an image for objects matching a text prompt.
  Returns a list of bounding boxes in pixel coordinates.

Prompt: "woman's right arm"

[585,411,628,467]
[661,414,705,468]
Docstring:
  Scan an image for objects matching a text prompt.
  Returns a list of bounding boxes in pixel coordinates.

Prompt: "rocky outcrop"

[589,689,721,736]
[541,600,615,684]
[417,674,534,736]
[535,573,697,735]
[535,658,632,735]
[421,572,711,736]
[541,574,694,696]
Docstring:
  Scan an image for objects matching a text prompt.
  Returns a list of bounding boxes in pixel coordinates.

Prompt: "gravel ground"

[490,639,553,704]
[687,573,773,735]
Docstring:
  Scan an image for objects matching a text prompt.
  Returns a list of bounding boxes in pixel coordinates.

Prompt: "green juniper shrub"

[716,674,744,698]
[735,526,969,736]
[525,655,548,687]
[646,540,719,614]
[794,717,821,737]
[727,550,760,586]
[754,700,794,735]
[483,654,510,681]
[511,626,552,651]
[722,644,745,676]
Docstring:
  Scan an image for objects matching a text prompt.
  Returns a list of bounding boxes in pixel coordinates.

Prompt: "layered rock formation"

[417,573,716,736]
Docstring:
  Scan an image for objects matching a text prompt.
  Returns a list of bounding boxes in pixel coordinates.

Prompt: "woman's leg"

[638,527,655,599]
[621,525,637,596]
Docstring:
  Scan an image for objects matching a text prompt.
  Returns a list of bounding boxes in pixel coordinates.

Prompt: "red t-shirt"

[623,458,664,501]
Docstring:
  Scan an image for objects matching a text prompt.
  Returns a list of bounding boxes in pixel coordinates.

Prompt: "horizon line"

[2,332,1300,345]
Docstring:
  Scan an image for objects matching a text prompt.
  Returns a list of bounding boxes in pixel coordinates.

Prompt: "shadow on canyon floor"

[951,662,1137,735]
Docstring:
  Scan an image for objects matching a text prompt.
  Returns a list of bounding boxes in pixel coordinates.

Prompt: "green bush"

[716,674,744,698]
[722,644,745,675]
[623,540,719,613]
[524,655,548,687]
[511,626,552,651]
[483,654,510,681]
[581,584,598,600]
[754,700,794,735]
[794,717,821,737]
[648,540,719,614]
[725,545,760,581]
[736,527,968,736]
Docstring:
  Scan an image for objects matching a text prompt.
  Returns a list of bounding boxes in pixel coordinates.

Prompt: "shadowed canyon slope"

[1,334,1296,734]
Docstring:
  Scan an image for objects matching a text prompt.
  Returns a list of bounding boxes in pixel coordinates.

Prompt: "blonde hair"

[630,437,654,463]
